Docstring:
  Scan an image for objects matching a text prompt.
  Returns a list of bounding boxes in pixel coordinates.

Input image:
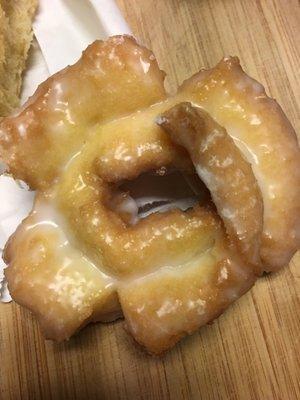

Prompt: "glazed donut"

[158,103,264,270]
[178,58,300,270]
[0,35,167,189]
[1,36,299,354]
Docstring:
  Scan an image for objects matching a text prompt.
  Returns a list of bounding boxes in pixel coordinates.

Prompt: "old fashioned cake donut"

[1,36,299,354]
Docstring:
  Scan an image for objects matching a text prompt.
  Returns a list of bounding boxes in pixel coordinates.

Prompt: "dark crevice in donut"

[116,167,212,223]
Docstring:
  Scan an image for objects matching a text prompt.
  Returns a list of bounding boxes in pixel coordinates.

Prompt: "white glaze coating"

[23,198,115,289]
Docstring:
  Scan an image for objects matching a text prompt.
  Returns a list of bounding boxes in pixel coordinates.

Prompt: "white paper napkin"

[34,0,131,74]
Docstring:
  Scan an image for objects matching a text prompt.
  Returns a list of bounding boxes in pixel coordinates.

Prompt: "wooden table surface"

[1,1,300,399]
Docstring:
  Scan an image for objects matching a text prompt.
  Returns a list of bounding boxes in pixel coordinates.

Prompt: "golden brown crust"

[4,196,121,341]
[119,238,255,354]
[1,38,299,353]
[158,102,264,272]
[0,35,167,188]
[180,57,300,270]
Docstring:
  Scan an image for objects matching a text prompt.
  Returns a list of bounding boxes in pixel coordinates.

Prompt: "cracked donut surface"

[1,35,299,354]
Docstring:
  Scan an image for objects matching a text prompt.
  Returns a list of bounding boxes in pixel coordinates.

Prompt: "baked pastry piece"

[1,36,299,354]
[0,0,37,116]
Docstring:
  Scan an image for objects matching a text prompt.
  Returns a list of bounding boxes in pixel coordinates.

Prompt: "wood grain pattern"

[1,0,300,399]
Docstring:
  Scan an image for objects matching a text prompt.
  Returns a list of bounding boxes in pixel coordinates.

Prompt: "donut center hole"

[116,167,211,224]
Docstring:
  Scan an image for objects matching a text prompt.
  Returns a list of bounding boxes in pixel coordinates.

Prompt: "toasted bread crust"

[0,0,37,116]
